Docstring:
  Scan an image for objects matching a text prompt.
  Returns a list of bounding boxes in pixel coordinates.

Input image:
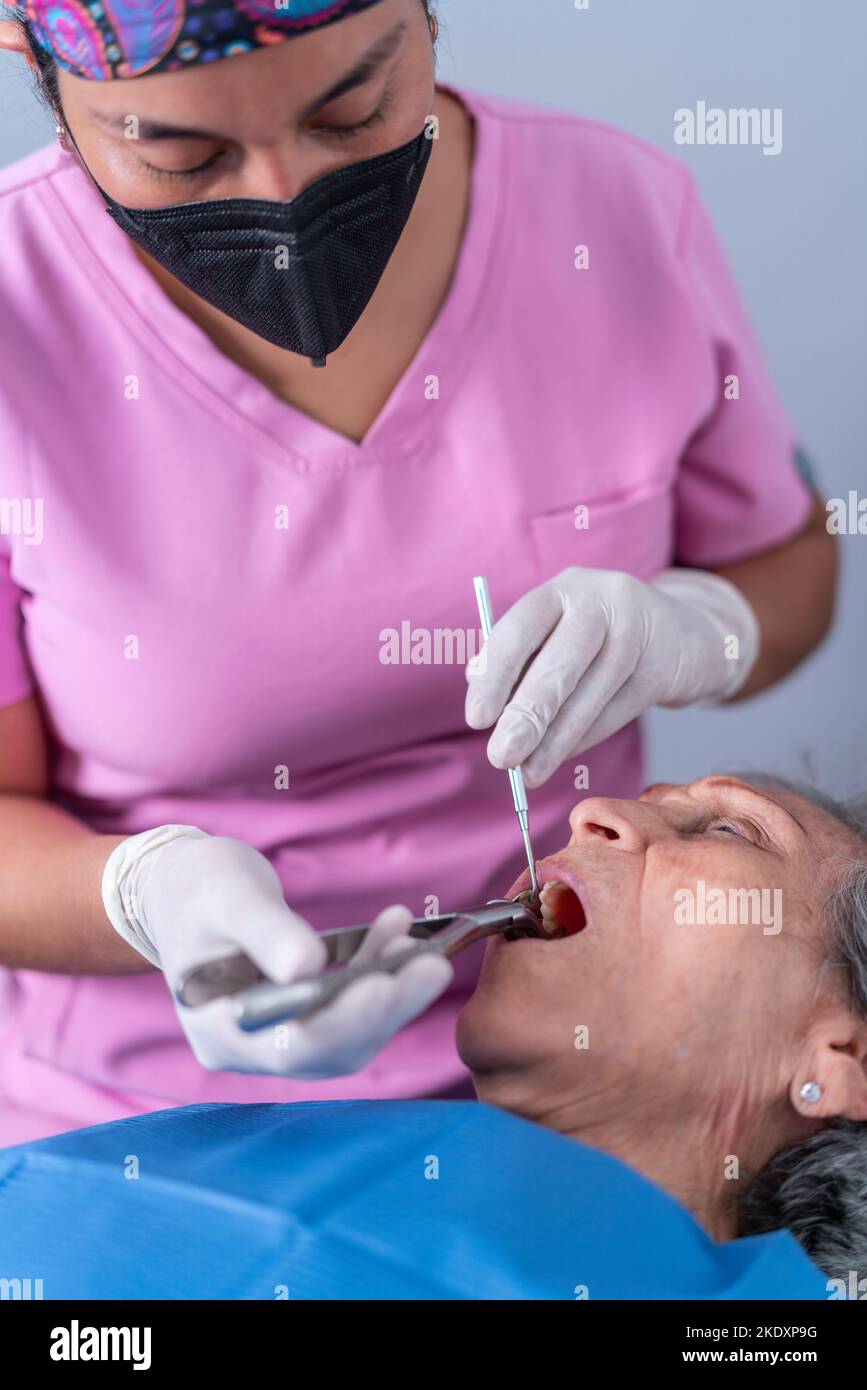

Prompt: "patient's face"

[458,777,848,1124]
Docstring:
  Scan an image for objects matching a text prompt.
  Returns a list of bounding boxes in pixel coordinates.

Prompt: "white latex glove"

[465,566,760,787]
[101,827,453,1080]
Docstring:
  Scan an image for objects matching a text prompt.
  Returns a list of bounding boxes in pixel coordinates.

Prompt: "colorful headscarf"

[23,0,388,81]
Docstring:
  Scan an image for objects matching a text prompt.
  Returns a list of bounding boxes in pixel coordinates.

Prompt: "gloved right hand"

[101,826,453,1080]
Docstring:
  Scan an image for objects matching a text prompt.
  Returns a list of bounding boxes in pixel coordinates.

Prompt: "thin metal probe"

[473,575,539,899]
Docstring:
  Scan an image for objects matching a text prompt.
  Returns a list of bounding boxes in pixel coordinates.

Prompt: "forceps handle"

[175,900,535,1030]
[229,900,534,1031]
[231,936,443,1031]
[173,914,460,1008]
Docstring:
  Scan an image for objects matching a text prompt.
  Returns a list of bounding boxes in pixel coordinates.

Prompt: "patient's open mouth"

[507,866,588,941]
[537,880,587,937]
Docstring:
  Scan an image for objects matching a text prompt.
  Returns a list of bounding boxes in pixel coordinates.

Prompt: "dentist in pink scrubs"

[0,0,836,1144]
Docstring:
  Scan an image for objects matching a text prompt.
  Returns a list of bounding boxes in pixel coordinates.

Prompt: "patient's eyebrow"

[708,778,807,835]
[85,19,408,141]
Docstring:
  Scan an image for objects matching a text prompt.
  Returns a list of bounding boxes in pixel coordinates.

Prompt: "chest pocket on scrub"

[526,485,676,587]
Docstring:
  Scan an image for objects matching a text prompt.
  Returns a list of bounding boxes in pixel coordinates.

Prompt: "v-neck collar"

[51,81,504,474]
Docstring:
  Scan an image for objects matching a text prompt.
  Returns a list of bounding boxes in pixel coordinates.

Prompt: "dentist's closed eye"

[141,153,225,182]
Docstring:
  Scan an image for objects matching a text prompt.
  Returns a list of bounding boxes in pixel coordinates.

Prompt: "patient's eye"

[702,816,765,847]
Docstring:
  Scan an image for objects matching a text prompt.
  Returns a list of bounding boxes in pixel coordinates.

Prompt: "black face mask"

[65,125,433,367]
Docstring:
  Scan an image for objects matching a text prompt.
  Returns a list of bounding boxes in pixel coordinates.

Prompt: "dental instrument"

[173,578,548,1034]
[174,895,543,1031]
[473,575,539,901]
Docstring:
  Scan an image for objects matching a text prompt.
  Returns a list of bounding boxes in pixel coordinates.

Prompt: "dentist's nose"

[568,797,662,852]
[240,147,310,201]
[237,140,350,202]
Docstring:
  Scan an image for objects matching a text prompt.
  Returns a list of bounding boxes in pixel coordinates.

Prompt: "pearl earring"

[799,1081,822,1104]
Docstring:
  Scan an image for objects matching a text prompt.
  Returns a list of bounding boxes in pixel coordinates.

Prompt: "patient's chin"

[456,972,551,1076]
[456,1008,547,1115]
[455,994,512,1073]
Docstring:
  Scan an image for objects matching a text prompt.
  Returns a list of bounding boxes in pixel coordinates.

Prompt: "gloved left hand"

[465,565,760,787]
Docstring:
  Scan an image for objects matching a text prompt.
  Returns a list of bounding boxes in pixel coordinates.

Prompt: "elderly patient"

[457,774,867,1283]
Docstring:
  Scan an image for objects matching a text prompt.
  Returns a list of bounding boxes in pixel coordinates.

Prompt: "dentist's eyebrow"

[85,19,409,141]
[298,19,409,120]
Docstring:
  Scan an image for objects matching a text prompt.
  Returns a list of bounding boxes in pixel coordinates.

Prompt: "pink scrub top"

[0,83,812,1145]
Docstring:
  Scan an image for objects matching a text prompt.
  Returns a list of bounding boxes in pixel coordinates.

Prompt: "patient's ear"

[792,1012,867,1122]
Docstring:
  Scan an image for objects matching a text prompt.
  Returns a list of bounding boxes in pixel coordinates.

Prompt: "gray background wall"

[1,0,864,797]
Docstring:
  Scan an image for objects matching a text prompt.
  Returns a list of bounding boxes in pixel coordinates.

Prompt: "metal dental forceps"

[174,895,542,1032]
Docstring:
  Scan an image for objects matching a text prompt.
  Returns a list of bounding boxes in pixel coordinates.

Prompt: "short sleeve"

[0,545,33,706]
[673,178,814,568]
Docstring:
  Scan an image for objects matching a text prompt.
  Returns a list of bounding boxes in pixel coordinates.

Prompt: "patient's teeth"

[512,879,584,942]
[538,881,568,935]
[537,878,587,936]
[538,918,563,938]
[539,881,564,912]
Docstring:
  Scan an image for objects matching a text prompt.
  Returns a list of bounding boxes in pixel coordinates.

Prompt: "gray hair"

[733,775,867,1284]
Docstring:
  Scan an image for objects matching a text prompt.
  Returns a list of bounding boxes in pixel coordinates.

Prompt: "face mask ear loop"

[54,115,119,214]
[56,117,91,180]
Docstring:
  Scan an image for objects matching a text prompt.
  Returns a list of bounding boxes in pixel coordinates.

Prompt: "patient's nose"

[568,797,659,852]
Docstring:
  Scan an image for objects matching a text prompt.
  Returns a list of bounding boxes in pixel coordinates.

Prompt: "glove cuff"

[651,567,761,704]
[101,825,209,968]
